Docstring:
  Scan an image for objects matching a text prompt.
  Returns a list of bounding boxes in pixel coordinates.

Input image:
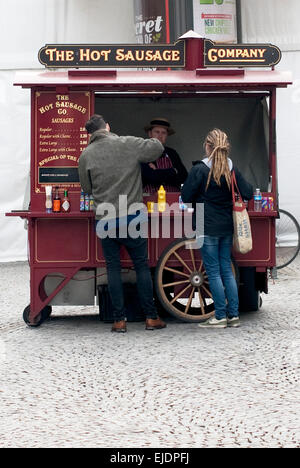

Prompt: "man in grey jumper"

[78,114,166,333]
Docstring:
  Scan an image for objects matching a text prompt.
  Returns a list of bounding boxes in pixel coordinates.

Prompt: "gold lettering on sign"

[55,101,87,114]
[79,49,90,61]
[115,48,181,62]
[79,49,111,61]
[51,118,74,123]
[207,49,218,62]
[39,103,54,114]
[116,49,125,61]
[207,47,267,63]
[258,48,266,58]
[45,48,74,62]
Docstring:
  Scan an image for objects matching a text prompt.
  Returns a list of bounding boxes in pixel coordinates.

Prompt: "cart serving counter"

[7,35,292,326]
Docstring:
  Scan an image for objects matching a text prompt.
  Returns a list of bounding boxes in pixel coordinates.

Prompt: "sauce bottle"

[45,186,52,213]
[53,186,61,212]
[61,189,70,213]
[157,185,166,212]
[80,190,85,211]
[84,193,90,211]
[89,194,94,211]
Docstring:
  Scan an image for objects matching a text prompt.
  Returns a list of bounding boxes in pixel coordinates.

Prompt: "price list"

[34,91,91,192]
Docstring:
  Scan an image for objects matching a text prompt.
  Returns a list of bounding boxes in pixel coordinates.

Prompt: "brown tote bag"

[231,170,253,254]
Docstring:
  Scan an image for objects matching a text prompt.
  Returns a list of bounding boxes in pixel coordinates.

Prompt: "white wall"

[241,0,300,224]
[1,0,136,69]
[0,0,136,262]
[241,0,300,51]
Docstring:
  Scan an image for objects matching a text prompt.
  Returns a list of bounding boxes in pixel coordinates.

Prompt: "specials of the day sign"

[35,91,91,191]
[38,42,185,68]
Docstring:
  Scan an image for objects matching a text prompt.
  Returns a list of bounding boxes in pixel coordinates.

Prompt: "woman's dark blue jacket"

[181,160,253,237]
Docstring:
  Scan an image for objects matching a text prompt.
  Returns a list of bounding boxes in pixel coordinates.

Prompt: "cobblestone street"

[0,259,299,448]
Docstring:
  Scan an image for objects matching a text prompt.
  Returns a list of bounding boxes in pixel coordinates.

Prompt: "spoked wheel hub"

[189,271,205,287]
[154,238,215,322]
[154,238,238,323]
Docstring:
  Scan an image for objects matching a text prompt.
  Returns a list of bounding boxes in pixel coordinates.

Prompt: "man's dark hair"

[85,114,106,134]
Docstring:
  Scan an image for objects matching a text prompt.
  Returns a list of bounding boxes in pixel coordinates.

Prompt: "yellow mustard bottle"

[157,185,166,212]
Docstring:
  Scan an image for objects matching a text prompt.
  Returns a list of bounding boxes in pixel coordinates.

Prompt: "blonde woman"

[181,129,253,328]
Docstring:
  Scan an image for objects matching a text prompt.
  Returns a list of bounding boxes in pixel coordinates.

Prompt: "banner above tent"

[38,38,281,69]
[38,42,186,68]
[204,39,281,67]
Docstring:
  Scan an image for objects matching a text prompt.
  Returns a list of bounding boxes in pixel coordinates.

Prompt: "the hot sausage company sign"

[39,40,281,69]
[204,39,281,67]
[38,42,185,68]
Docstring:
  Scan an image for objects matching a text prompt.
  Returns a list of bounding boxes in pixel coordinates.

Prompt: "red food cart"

[6,35,292,326]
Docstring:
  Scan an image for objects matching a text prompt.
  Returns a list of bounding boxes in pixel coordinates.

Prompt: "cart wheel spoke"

[201,284,213,298]
[197,288,206,315]
[162,279,190,288]
[185,287,195,314]
[164,266,190,278]
[170,284,192,304]
[173,251,192,274]
[188,245,196,271]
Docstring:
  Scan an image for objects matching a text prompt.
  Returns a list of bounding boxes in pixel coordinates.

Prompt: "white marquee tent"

[241,0,300,233]
[0,0,299,262]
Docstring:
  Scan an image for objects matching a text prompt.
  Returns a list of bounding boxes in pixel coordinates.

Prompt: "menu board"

[34,91,91,192]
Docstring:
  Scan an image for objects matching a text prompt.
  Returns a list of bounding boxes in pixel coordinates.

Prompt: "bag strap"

[231,170,242,204]
[231,170,246,212]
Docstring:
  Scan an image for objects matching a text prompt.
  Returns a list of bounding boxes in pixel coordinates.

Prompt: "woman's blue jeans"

[200,235,239,320]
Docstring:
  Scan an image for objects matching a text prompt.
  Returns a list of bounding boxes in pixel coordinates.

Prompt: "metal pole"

[236,0,242,42]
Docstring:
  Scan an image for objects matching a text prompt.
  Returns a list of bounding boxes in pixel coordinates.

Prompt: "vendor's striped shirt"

[143,153,179,193]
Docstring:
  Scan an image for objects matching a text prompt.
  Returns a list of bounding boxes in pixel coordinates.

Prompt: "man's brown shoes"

[111,317,166,332]
[111,320,127,333]
[145,317,166,330]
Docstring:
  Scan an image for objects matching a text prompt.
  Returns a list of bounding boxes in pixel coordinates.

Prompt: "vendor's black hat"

[144,118,175,135]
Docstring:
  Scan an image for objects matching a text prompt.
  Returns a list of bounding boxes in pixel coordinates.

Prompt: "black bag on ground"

[98,283,145,322]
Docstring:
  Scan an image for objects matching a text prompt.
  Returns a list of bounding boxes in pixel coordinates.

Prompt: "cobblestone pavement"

[0,259,299,448]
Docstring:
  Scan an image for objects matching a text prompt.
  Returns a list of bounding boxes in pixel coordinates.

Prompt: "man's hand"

[148,163,156,170]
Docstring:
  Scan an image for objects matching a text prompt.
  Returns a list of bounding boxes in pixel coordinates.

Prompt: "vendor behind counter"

[141,118,188,193]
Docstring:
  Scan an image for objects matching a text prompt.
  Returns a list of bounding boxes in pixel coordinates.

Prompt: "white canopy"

[0,0,299,261]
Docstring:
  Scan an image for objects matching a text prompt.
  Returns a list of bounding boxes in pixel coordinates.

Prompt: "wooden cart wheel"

[23,305,52,327]
[154,238,237,323]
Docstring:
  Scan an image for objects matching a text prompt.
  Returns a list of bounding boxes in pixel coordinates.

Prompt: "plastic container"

[179,184,186,211]
[157,185,166,212]
[254,188,262,212]
[268,197,274,211]
[80,190,85,211]
[89,195,94,211]
[261,197,268,211]
[84,193,90,211]
[179,194,187,211]
[45,186,52,213]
